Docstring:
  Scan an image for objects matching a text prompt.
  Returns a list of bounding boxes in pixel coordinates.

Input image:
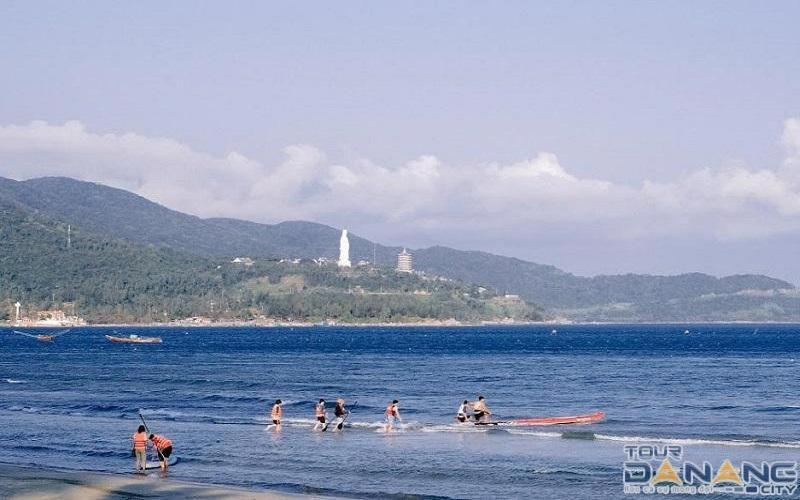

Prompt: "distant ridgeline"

[0,175,797,323]
[0,179,540,324]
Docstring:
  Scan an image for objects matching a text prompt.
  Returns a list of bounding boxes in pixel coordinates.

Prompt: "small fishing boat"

[13,329,71,343]
[105,334,163,344]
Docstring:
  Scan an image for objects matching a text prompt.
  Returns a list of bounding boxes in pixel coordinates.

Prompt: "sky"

[0,1,799,283]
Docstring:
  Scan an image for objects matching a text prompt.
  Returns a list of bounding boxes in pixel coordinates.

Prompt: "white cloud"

[781,117,800,183]
[0,119,799,245]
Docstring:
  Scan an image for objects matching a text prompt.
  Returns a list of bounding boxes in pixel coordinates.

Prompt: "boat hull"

[105,335,163,344]
[507,410,605,427]
[470,411,605,427]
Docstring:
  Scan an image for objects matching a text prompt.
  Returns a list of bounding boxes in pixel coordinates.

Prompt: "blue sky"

[1,1,799,282]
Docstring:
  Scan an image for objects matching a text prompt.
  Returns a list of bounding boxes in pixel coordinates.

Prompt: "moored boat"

[105,334,163,344]
[13,329,71,342]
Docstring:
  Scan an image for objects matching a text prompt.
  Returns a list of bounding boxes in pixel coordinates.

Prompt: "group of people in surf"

[269,397,375,431]
[130,425,173,473]
[130,395,491,472]
[269,395,493,432]
[456,395,492,423]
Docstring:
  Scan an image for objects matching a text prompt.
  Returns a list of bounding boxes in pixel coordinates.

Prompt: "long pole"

[139,412,164,463]
[138,412,150,434]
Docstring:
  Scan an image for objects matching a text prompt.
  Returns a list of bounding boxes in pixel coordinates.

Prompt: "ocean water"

[1,324,799,499]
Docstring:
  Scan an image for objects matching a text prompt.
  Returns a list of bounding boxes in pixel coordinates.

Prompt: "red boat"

[474,410,605,427]
[105,334,162,344]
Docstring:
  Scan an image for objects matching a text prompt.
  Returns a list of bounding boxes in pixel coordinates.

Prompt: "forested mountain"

[1,175,797,321]
[0,195,225,322]
[0,190,539,323]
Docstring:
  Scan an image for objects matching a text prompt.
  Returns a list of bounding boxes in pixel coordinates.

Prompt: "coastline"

[0,463,329,499]
[4,320,799,329]
[3,318,559,328]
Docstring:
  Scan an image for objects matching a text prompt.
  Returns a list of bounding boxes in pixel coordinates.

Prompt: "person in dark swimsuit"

[313,398,327,431]
[270,399,283,426]
[472,395,491,423]
[332,398,347,431]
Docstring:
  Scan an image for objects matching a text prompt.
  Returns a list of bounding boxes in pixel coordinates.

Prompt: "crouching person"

[149,433,173,471]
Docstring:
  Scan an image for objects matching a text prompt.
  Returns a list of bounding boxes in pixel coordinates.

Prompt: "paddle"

[139,412,165,463]
[138,412,150,434]
[321,400,358,432]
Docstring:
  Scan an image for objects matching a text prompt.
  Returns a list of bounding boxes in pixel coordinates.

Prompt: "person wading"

[149,433,173,472]
[456,400,471,423]
[472,395,492,424]
[131,424,148,473]
[332,398,347,432]
[384,400,402,432]
[270,399,283,428]
[313,398,327,431]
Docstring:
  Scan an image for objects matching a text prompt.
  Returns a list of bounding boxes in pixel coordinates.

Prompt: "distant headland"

[1,176,797,324]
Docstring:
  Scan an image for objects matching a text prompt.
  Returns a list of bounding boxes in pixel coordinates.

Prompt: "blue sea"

[1,324,799,499]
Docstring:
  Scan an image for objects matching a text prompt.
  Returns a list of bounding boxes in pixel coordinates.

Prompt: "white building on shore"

[396,248,413,273]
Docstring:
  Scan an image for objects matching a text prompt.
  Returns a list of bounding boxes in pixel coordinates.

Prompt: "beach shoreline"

[0,463,328,499]
[5,320,800,329]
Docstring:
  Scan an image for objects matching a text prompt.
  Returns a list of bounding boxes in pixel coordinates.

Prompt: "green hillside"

[1,175,797,322]
[0,194,541,324]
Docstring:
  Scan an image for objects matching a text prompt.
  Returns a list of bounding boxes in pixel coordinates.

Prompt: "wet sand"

[0,464,328,499]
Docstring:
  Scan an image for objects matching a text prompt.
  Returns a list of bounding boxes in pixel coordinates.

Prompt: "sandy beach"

[0,464,327,500]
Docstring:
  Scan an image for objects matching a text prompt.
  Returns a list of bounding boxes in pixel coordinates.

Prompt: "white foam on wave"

[421,423,498,434]
[593,434,800,449]
[7,405,40,413]
[495,427,800,450]
[349,420,389,430]
[280,417,317,426]
[142,408,189,419]
[3,378,26,384]
[506,429,563,439]
[129,412,800,451]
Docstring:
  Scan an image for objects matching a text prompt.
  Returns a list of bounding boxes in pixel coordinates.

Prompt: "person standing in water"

[472,395,492,423]
[131,424,148,473]
[332,398,347,431]
[384,400,402,432]
[313,398,327,431]
[148,433,173,472]
[270,399,283,427]
[455,400,471,423]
